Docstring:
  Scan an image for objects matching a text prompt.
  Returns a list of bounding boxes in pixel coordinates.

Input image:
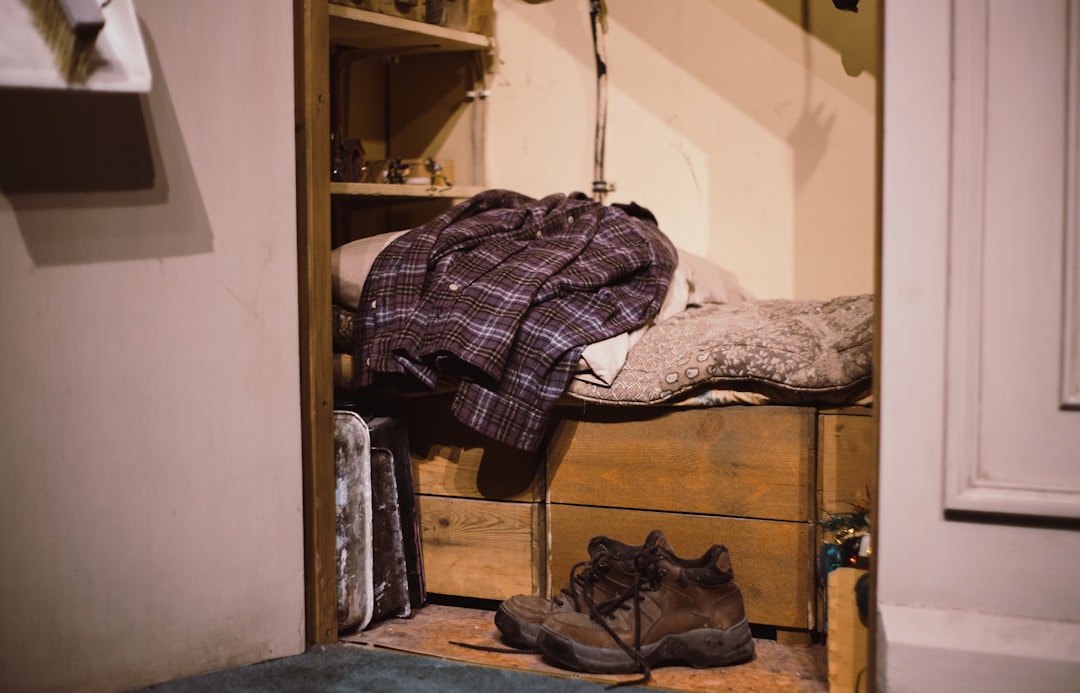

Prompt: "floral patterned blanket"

[565,294,874,406]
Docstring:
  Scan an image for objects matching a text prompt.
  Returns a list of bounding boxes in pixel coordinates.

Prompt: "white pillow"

[575,251,752,386]
[331,230,408,309]
[677,248,756,305]
[576,265,691,384]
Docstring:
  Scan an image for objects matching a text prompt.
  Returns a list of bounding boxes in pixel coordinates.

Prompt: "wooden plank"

[330,182,485,198]
[816,412,875,632]
[402,396,544,502]
[548,504,815,631]
[817,412,877,517]
[547,406,815,522]
[344,603,829,693]
[418,496,542,600]
[329,4,492,53]
[295,0,337,646]
[827,568,870,693]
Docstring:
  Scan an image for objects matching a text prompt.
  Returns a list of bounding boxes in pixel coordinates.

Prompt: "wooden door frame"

[294,0,338,645]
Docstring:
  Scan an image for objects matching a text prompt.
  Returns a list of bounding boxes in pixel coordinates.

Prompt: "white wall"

[488,0,877,300]
[0,2,305,691]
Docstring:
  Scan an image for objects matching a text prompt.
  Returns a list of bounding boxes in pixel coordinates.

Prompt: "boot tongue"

[649,531,674,554]
[711,545,733,574]
[685,545,735,584]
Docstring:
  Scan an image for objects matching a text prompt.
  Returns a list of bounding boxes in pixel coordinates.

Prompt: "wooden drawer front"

[418,495,544,600]
[548,504,814,631]
[405,396,543,502]
[817,410,876,516]
[547,406,815,522]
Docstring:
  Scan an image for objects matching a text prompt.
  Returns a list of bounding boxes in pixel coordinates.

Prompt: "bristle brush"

[25,0,106,84]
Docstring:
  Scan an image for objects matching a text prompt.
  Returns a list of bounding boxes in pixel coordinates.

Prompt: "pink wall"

[0,2,305,690]
[488,0,877,300]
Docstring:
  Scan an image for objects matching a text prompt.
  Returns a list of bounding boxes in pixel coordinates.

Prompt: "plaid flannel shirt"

[355,189,676,451]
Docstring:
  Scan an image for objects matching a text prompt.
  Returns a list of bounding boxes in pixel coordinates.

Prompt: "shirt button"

[448,282,460,292]
[535,230,543,238]
[370,300,377,309]
[568,215,575,224]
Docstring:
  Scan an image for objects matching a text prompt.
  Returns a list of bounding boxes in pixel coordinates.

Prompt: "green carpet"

[132,643,624,693]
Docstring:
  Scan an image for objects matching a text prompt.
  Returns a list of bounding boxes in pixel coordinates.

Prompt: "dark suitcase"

[368,437,411,621]
[367,415,426,610]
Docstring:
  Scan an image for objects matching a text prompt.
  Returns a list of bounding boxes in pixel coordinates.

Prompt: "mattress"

[333,293,874,408]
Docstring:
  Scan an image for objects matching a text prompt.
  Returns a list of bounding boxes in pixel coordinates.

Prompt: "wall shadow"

[0,19,213,265]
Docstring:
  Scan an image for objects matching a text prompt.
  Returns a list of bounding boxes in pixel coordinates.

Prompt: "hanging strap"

[590,0,614,203]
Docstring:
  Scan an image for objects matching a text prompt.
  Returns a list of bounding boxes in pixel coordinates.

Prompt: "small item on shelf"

[360,157,454,187]
[331,133,366,183]
[359,160,385,184]
[819,499,872,575]
[424,0,444,25]
[424,157,452,187]
[439,0,495,35]
[360,158,410,184]
[329,0,427,24]
[384,158,410,184]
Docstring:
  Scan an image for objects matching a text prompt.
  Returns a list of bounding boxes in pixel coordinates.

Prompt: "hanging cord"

[590,0,614,203]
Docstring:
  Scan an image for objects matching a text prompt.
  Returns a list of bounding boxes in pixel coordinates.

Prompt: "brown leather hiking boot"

[536,542,754,684]
[494,530,671,649]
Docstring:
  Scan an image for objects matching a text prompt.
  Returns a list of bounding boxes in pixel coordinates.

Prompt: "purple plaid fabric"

[354,189,677,451]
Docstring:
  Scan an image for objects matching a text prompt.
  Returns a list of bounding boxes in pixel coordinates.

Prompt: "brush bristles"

[25,0,105,83]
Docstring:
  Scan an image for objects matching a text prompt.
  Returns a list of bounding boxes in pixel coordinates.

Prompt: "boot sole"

[493,603,542,649]
[537,617,755,674]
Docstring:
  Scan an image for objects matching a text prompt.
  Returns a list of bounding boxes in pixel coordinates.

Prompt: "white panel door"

[944,0,1080,519]
[877,1,1080,690]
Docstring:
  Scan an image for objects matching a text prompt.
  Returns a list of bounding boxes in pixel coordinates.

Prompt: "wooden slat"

[418,496,542,600]
[295,0,336,646]
[547,406,816,522]
[548,504,815,631]
[815,410,875,632]
[827,568,870,693]
[817,412,877,516]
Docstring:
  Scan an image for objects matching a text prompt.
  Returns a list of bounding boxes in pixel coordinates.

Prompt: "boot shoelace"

[455,542,669,690]
[579,545,670,689]
[450,551,618,656]
[560,550,613,611]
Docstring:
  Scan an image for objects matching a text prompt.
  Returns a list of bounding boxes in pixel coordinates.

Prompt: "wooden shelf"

[329,5,492,54]
[330,182,484,199]
[298,3,492,644]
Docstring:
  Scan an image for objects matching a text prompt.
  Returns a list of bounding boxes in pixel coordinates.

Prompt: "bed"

[330,190,876,642]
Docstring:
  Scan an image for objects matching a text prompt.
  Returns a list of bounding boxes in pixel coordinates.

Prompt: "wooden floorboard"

[341,603,829,692]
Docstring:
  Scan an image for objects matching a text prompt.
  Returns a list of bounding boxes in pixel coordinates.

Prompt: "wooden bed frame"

[401,395,877,644]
